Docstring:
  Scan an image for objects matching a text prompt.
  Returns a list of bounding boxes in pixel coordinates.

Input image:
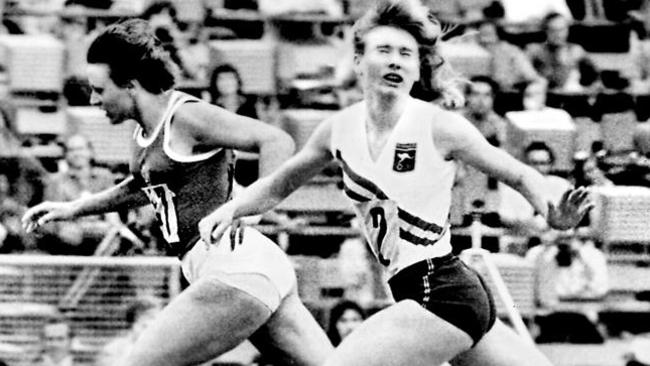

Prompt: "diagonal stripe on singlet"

[399,227,447,246]
[398,208,445,234]
[336,150,388,200]
[343,184,371,202]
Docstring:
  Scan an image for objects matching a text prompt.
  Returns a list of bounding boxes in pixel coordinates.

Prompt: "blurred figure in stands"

[454,76,508,229]
[526,234,608,344]
[327,300,366,346]
[208,64,261,187]
[34,316,75,366]
[37,134,119,255]
[629,1,650,94]
[463,76,508,147]
[474,19,542,91]
[526,12,600,92]
[498,141,572,237]
[0,169,30,253]
[96,297,163,366]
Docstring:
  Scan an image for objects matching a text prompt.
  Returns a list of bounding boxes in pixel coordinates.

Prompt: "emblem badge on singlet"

[393,143,416,172]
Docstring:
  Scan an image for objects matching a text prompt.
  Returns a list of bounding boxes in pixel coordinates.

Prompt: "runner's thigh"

[452,319,554,366]
[123,275,272,366]
[323,300,473,366]
[251,289,334,366]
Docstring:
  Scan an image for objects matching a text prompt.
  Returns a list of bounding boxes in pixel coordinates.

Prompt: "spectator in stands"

[454,76,508,226]
[34,315,75,366]
[527,234,608,344]
[0,170,28,253]
[208,64,260,187]
[177,22,211,84]
[498,141,572,237]
[526,235,608,305]
[462,75,508,148]
[96,297,163,366]
[575,152,614,188]
[526,12,600,92]
[634,122,650,158]
[139,1,194,81]
[208,64,259,121]
[207,64,305,232]
[326,300,366,346]
[474,19,542,91]
[629,0,650,94]
[37,134,119,255]
[62,76,92,107]
[0,67,20,157]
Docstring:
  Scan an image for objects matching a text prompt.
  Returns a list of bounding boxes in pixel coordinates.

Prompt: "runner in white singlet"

[199,1,593,365]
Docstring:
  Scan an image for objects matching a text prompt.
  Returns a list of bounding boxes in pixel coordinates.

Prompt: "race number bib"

[142,184,180,243]
[357,199,399,266]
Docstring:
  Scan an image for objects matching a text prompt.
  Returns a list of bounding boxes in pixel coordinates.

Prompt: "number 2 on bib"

[369,206,391,266]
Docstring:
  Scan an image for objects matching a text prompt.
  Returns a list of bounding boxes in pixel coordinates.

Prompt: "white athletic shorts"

[181,227,296,311]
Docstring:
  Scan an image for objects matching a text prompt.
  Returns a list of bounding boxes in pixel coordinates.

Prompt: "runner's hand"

[198,206,243,250]
[22,201,77,233]
[547,186,594,230]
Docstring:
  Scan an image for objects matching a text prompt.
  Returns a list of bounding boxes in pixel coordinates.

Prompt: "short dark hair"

[524,141,556,164]
[87,18,177,93]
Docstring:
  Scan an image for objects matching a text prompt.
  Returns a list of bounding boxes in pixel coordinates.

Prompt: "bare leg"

[452,319,554,366]
[251,288,334,366]
[123,275,272,366]
[322,300,473,366]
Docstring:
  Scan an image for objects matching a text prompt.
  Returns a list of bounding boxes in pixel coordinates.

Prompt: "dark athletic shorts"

[388,254,497,346]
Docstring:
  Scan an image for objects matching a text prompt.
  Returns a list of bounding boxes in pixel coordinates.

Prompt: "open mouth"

[383,73,403,84]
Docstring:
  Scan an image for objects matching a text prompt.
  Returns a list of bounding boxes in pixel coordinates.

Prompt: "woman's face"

[86,63,136,125]
[336,309,364,340]
[215,71,240,97]
[355,26,420,97]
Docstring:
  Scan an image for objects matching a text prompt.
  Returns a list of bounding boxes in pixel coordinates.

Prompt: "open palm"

[547,186,594,230]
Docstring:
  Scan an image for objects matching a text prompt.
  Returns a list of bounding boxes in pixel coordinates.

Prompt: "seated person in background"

[37,134,119,255]
[498,141,572,237]
[574,151,614,188]
[634,122,650,158]
[526,235,608,305]
[527,234,608,344]
[208,64,260,186]
[0,170,28,253]
[327,300,366,346]
[474,19,543,91]
[629,1,650,94]
[96,296,163,366]
[462,75,508,148]
[526,12,600,92]
[454,76,507,226]
[33,315,75,366]
[139,1,200,82]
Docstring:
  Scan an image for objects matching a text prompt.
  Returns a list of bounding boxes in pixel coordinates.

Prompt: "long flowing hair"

[352,0,465,106]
